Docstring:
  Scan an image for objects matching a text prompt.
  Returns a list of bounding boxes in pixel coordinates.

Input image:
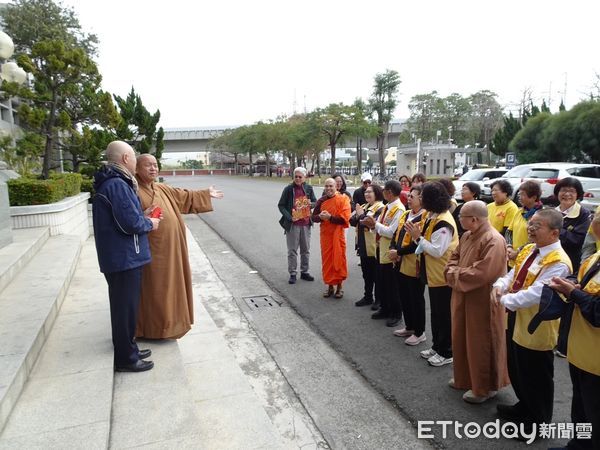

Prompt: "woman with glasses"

[487,179,519,237]
[398,175,412,207]
[505,180,544,266]
[554,177,591,274]
[389,185,428,346]
[350,184,385,307]
[452,182,481,238]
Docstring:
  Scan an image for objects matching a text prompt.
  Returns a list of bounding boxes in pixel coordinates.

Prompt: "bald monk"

[312,178,351,298]
[93,141,160,372]
[135,154,223,339]
[445,200,510,403]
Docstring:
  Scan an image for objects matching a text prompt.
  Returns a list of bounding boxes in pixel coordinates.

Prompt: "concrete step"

[0,234,82,435]
[0,227,49,295]
[0,239,112,449]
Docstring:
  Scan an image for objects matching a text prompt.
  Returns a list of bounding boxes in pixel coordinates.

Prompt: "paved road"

[172,175,572,449]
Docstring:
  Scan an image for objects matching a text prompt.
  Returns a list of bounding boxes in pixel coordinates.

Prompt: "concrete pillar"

[0,161,19,249]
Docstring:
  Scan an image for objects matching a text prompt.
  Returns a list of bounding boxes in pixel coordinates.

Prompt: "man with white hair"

[93,141,160,372]
[352,172,372,206]
[278,167,317,284]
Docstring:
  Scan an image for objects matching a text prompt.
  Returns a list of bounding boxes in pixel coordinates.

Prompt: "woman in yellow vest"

[350,184,385,308]
[389,185,428,346]
[405,181,458,367]
[549,214,600,450]
[487,179,519,237]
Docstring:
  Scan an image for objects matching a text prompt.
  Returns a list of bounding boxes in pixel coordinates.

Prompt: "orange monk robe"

[136,181,213,339]
[318,193,351,285]
[444,221,510,397]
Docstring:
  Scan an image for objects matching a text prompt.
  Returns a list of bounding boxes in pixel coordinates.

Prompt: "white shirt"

[494,241,570,311]
[374,198,405,238]
[415,213,453,258]
[556,204,576,216]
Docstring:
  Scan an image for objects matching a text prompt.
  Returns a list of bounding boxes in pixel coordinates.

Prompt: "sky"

[58,0,599,130]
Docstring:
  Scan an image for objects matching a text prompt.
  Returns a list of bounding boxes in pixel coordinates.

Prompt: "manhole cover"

[243,295,279,309]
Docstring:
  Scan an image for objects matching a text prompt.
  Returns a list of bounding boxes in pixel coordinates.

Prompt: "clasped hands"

[319,209,332,221]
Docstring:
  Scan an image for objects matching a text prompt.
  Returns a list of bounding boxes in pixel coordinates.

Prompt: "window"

[526,169,559,179]
[567,167,600,178]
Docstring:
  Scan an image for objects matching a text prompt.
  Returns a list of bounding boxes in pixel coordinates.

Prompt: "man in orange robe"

[135,154,223,339]
[312,178,351,298]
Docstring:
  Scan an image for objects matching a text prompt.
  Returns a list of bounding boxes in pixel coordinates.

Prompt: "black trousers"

[568,363,600,450]
[104,266,143,366]
[506,311,554,426]
[376,262,402,318]
[360,256,377,302]
[398,272,425,335]
[429,286,452,358]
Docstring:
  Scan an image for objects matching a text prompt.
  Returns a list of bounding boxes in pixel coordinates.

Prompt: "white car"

[481,163,600,204]
[452,168,508,201]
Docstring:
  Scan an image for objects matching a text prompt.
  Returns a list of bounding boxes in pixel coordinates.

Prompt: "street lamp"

[0,30,27,84]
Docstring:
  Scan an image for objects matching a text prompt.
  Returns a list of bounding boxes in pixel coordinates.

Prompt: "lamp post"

[0,30,27,250]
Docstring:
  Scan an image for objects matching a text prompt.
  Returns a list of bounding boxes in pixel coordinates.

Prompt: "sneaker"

[420,348,437,359]
[405,334,426,346]
[300,272,314,281]
[393,328,414,337]
[462,389,497,404]
[428,354,453,367]
[288,274,297,284]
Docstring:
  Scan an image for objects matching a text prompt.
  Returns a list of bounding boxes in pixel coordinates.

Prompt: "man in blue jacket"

[93,141,160,372]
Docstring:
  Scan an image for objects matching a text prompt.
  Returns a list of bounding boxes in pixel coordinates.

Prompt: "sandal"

[323,286,334,298]
[334,285,344,298]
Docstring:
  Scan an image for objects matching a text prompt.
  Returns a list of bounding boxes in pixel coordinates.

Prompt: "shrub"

[80,177,94,198]
[8,173,83,206]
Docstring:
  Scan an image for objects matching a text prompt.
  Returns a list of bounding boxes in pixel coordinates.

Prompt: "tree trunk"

[377,133,385,176]
[42,91,59,179]
[330,144,336,175]
[234,153,238,174]
[264,151,270,176]
[249,152,254,175]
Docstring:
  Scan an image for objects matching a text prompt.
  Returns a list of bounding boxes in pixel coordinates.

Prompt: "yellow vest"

[488,200,519,234]
[377,202,404,264]
[395,209,428,278]
[568,251,600,375]
[512,243,573,351]
[362,201,384,258]
[421,210,458,287]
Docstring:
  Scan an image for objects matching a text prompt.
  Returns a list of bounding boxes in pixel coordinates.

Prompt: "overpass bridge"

[162,121,408,154]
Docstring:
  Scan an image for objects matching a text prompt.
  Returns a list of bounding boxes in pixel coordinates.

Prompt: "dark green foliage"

[7,173,82,205]
[511,101,600,163]
[80,177,94,197]
[114,87,162,155]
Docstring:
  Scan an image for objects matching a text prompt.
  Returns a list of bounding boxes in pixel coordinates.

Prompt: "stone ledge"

[9,193,90,216]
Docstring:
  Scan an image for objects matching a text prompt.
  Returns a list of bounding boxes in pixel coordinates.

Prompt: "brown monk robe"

[445,200,510,403]
[135,154,222,339]
[312,178,351,297]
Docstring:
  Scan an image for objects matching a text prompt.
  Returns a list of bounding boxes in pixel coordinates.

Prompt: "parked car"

[451,168,508,201]
[581,186,600,213]
[481,163,600,204]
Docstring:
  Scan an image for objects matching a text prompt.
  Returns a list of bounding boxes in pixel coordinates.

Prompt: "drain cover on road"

[243,295,279,309]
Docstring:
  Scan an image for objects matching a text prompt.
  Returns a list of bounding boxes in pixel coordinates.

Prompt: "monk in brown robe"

[445,200,510,403]
[135,154,223,339]
[312,178,351,298]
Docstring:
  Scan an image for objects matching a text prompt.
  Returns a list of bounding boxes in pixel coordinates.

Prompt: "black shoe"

[138,349,152,360]
[371,310,389,320]
[355,297,373,307]
[386,317,401,327]
[115,359,154,372]
[496,403,525,420]
[300,272,314,281]
[370,301,381,311]
[288,274,297,284]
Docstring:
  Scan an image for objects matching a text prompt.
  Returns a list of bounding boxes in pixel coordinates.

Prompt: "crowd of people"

[278,168,599,448]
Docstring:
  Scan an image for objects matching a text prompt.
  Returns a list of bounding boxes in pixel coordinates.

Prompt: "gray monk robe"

[136,180,213,339]
[445,221,511,396]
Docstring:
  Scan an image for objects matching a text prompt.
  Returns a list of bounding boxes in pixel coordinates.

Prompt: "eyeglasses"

[365,190,374,194]
[294,175,304,178]
[559,188,577,195]
[527,222,546,230]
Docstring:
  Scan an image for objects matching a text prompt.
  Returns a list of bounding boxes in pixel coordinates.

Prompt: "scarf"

[107,162,138,192]
[522,201,543,221]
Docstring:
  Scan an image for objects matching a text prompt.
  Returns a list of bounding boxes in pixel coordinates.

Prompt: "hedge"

[7,173,83,206]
